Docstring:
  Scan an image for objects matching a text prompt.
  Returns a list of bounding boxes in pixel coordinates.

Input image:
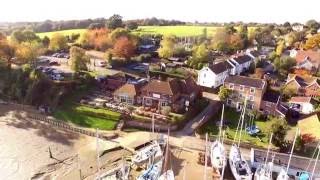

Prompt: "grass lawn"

[199,107,276,148]
[37,29,86,39]
[54,104,121,130]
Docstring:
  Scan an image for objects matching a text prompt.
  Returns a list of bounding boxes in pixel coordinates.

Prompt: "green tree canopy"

[49,33,68,51]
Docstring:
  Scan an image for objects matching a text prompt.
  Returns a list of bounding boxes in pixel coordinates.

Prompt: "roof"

[296,50,320,64]
[208,61,233,74]
[287,74,319,87]
[141,79,181,95]
[298,113,320,139]
[114,83,141,96]
[262,90,280,103]
[249,50,261,58]
[225,75,266,89]
[180,76,200,95]
[289,96,312,103]
[232,55,252,64]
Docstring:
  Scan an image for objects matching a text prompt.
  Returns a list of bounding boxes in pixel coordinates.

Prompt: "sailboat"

[210,104,226,172]
[158,130,175,180]
[229,97,253,180]
[276,128,300,180]
[136,159,163,180]
[254,134,274,180]
[132,114,163,167]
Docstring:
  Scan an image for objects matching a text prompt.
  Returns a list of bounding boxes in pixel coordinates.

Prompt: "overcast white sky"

[0,0,319,23]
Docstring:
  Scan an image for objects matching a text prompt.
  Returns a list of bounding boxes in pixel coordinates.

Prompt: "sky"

[0,0,319,23]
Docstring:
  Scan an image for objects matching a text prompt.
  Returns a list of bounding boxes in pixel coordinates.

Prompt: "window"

[161,101,167,107]
[229,83,234,89]
[250,87,255,94]
[248,104,254,110]
[249,95,254,101]
[204,73,206,78]
[227,99,232,105]
[239,85,244,91]
[239,93,243,98]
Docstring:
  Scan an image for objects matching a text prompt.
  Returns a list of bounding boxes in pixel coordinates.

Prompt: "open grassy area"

[198,107,275,148]
[35,26,257,39]
[133,25,257,37]
[54,104,121,130]
[37,29,86,39]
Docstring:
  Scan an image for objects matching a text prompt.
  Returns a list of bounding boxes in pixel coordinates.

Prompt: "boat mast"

[96,128,101,180]
[264,133,273,168]
[311,145,320,180]
[218,104,225,142]
[286,128,300,174]
[220,130,226,180]
[238,96,248,148]
[204,133,208,180]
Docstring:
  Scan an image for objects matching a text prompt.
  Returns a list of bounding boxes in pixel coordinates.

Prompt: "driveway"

[175,100,221,136]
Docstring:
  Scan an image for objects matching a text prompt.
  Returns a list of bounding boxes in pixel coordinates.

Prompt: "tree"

[306,19,320,31]
[113,37,136,59]
[276,40,285,56]
[218,85,231,101]
[42,36,50,47]
[230,34,244,51]
[274,56,296,77]
[106,14,124,29]
[15,41,43,65]
[304,33,320,50]
[158,35,176,58]
[0,38,16,69]
[189,43,209,69]
[211,28,230,53]
[70,46,89,72]
[49,33,68,51]
[295,134,316,153]
[281,85,297,100]
[126,21,138,30]
[270,117,289,150]
[11,30,40,43]
[285,32,298,47]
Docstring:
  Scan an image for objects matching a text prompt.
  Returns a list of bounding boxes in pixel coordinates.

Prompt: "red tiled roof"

[114,83,141,96]
[296,50,320,64]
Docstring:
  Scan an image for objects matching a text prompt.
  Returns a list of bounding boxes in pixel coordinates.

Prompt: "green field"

[54,104,121,130]
[37,29,86,38]
[36,26,257,38]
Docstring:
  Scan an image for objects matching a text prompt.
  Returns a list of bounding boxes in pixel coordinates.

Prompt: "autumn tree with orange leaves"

[80,28,111,51]
[113,37,136,59]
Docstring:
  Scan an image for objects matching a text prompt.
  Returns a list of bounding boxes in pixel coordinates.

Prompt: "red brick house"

[224,76,267,111]
[113,83,143,105]
[141,77,200,112]
[260,90,287,118]
[285,74,320,97]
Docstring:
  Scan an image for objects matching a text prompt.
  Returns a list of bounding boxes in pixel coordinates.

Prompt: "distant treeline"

[0,17,187,35]
[0,15,304,35]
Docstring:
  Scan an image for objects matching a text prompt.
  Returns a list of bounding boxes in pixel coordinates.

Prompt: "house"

[260,90,288,117]
[292,24,304,32]
[113,83,143,105]
[104,73,127,91]
[141,77,200,112]
[224,76,267,111]
[197,54,253,89]
[197,61,235,88]
[294,50,320,71]
[246,49,267,60]
[228,54,253,75]
[289,96,318,114]
[285,74,320,97]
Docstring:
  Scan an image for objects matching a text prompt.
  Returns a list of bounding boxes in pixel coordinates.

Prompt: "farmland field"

[36,29,86,38]
[36,26,257,38]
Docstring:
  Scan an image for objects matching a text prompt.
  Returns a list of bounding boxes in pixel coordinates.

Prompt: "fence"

[27,114,116,140]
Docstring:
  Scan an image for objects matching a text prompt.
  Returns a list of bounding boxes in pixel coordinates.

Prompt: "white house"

[228,54,253,75]
[289,96,317,114]
[197,61,234,88]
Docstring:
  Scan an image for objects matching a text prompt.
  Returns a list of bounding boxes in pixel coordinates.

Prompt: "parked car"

[49,61,60,66]
[51,74,64,81]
